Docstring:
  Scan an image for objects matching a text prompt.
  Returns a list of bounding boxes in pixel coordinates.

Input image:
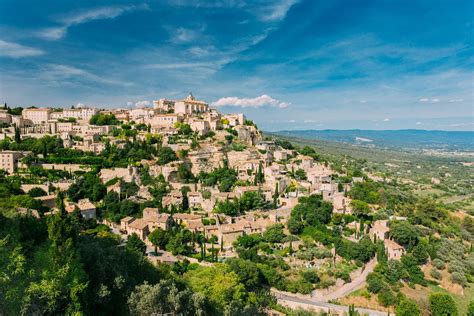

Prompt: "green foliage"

[396,298,421,316]
[263,224,286,243]
[157,146,178,165]
[214,198,240,216]
[226,258,262,290]
[335,235,376,263]
[287,194,333,234]
[467,300,474,316]
[128,280,207,316]
[27,187,48,198]
[367,272,387,293]
[67,173,106,202]
[126,233,147,255]
[184,264,246,311]
[350,199,371,218]
[389,221,420,250]
[89,113,119,125]
[177,163,195,183]
[429,292,458,316]
[199,164,237,192]
[400,254,426,285]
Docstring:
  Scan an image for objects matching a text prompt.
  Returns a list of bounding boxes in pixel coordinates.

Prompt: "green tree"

[389,221,419,250]
[128,280,207,316]
[350,199,371,218]
[14,126,21,143]
[263,224,286,243]
[429,293,458,316]
[157,147,178,165]
[396,298,421,316]
[148,228,169,253]
[126,233,147,255]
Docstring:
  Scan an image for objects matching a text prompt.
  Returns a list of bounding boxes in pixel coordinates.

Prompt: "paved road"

[319,257,378,302]
[275,292,388,316]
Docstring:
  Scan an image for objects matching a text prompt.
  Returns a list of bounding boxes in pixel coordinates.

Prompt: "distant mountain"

[271,129,474,151]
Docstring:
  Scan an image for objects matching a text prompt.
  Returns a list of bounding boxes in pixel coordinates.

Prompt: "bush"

[377,288,397,307]
[429,293,458,316]
[432,258,445,270]
[396,298,421,316]
[430,268,441,280]
[301,270,319,284]
[450,272,467,286]
[367,273,386,293]
[318,274,336,289]
[448,261,465,274]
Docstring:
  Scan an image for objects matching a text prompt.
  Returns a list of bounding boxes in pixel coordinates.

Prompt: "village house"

[22,108,52,124]
[370,220,390,241]
[66,198,97,219]
[174,93,209,115]
[384,239,405,260]
[0,150,28,174]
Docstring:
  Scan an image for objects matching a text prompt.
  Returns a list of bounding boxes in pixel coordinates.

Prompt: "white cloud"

[449,98,464,103]
[260,0,298,21]
[135,100,151,108]
[359,100,367,103]
[383,118,390,122]
[419,98,440,103]
[0,39,44,58]
[36,27,67,40]
[212,94,289,108]
[172,27,201,43]
[416,121,423,125]
[37,4,149,40]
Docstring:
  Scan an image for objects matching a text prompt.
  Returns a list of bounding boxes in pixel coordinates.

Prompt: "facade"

[22,108,52,124]
[63,107,98,121]
[153,99,175,113]
[174,93,209,115]
[0,151,27,174]
[148,114,183,128]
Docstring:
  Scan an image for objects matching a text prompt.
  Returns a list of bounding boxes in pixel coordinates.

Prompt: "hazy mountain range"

[271,129,474,152]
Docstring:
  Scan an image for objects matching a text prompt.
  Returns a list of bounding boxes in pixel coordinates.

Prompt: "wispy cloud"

[0,39,44,58]
[37,4,149,40]
[419,98,440,103]
[212,94,289,108]
[383,118,390,122]
[40,64,131,86]
[259,0,299,21]
[449,98,464,103]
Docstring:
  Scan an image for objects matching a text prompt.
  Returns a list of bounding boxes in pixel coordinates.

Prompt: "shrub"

[450,272,467,286]
[367,273,386,294]
[301,270,319,284]
[318,274,336,289]
[448,261,465,274]
[429,293,458,316]
[430,268,441,280]
[377,287,397,307]
[432,258,445,270]
[396,298,421,316]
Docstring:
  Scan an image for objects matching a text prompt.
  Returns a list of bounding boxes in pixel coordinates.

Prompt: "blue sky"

[0,0,472,131]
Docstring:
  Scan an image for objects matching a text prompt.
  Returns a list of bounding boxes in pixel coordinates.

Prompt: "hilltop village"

[0,94,472,315]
